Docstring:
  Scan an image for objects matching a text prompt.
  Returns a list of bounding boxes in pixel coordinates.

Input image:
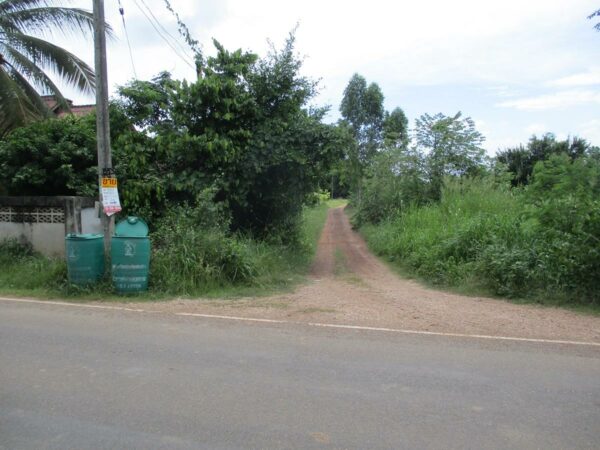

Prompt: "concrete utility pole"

[93,0,113,255]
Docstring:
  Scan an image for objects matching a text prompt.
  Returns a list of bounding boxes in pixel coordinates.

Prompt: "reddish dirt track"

[114,207,600,343]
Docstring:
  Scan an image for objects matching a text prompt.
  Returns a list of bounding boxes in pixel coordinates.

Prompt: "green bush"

[148,195,328,295]
[150,199,258,293]
[361,167,600,306]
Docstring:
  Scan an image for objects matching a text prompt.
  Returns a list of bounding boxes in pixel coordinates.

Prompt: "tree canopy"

[0,35,345,239]
[496,134,593,186]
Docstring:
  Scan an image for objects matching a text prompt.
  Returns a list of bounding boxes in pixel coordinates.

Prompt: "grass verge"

[357,181,600,315]
[0,200,336,302]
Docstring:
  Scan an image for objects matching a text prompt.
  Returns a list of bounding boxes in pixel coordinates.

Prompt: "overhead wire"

[117,0,138,79]
[131,0,195,70]
[137,0,192,60]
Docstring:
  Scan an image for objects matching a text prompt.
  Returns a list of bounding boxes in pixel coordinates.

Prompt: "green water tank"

[111,216,150,293]
[65,234,105,285]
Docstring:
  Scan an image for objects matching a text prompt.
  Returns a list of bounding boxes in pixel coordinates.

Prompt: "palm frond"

[0,7,93,36]
[1,42,70,110]
[6,60,53,115]
[4,31,95,93]
[1,6,98,37]
[0,0,53,15]
[0,64,43,136]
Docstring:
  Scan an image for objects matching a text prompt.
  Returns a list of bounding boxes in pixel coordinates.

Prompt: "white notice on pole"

[101,177,122,216]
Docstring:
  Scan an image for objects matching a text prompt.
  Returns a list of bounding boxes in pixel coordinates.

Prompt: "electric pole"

[93,0,114,255]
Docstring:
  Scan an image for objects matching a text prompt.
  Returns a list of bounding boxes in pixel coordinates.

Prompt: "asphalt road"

[1,300,599,450]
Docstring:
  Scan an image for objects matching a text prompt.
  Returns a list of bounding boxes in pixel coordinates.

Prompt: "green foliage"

[110,35,342,238]
[383,107,409,149]
[352,110,487,226]
[151,204,260,293]
[0,0,97,135]
[414,111,486,199]
[0,115,97,195]
[0,238,67,292]
[495,134,592,186]
[361,159,600,305]
[0,33,342,242]
[148,199,331,296]
[339,73,385,191]
[0,237,32,262]
[352,146,429,226]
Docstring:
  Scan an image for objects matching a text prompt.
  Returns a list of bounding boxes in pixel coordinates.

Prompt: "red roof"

[41,95,95,117]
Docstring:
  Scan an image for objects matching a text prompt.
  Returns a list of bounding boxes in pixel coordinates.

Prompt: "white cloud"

[497,90,600,111]
[547,68,600,87]
[42,0,600,155]
[578,119,600,145]
[525,123,548,135]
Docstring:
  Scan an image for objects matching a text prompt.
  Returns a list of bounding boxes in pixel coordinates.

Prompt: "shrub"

[361,171,600,306]
[150,197,259,293]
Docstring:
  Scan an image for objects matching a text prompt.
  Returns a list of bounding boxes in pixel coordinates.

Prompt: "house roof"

[41,95,95,117]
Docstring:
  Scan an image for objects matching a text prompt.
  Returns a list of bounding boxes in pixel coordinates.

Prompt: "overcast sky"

[56,0,600,154]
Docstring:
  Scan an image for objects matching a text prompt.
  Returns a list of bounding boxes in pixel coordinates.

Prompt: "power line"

[131,0,195,70]
[137,0,192,60]
[117,0,138,79]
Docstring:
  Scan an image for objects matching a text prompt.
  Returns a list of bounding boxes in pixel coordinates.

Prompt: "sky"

[54,0,600,155]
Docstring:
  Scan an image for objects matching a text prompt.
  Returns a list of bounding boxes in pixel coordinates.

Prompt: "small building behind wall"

[0,196,102,257]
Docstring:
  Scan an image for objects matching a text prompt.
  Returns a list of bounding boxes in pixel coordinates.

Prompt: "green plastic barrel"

[65,234,105,285]
[111,217,150,293]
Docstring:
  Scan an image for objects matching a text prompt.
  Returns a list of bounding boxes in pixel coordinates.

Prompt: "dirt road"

[123,207,600,343]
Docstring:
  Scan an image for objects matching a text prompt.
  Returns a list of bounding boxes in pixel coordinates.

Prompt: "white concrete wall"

[0,205,101,258]
[0,222,65,256]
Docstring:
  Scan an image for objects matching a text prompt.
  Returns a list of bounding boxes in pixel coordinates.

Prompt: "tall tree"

[339,73,385,199]
[340,73,367,132]
[0,0,97,136]
[340,74,384,164]
[414,111,485,198]
[383,107,409,149]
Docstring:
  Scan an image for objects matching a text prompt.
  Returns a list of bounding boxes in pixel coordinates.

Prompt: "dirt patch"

[104,207,600,343]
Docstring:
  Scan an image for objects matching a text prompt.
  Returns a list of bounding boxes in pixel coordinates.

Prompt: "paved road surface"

[1,300,599,449]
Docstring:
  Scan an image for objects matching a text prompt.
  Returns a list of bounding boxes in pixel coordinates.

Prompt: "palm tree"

[0,0,98,136]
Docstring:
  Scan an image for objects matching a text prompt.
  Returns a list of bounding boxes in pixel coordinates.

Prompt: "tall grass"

[361,177,599,307]
[0,239,67,296]
[0,201,332,300]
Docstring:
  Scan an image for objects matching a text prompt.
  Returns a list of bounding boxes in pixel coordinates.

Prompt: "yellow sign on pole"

[100,177,121,216]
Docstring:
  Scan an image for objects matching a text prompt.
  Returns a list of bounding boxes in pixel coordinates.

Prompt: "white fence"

[0,197,102,257]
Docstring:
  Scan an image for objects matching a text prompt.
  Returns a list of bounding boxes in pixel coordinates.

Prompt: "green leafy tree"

[352,145,428,226]
[339,74,385,201]
[496,134,592,186]
[0,0,98,136]
[383,107,409,149]
[0,33,343,237]
[340,74,385,164]
[414,111,486,198]
[0,114,97,196]
[112,35,343,237]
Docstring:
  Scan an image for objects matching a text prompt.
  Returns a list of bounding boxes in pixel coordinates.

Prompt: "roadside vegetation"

[0,199,333,299]
[0,4,598,313]
[335,76,600,308]
[0,31,344,299]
